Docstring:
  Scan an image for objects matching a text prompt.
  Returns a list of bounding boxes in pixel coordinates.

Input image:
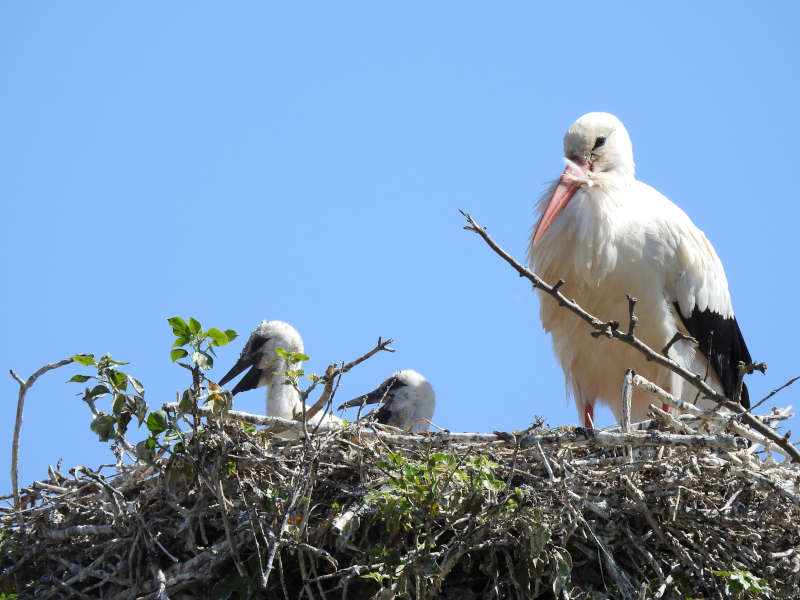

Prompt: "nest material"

[2,409,800,600]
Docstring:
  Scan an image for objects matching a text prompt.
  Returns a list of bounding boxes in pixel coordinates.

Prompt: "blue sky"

[2,2,799,494]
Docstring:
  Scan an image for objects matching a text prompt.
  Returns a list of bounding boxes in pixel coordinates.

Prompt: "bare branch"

[750,375,800,413]
[662,332,697,357]
[626,295,638,337]
[9,357,76,512]
[460,210,800,463]
[303,337,394,422]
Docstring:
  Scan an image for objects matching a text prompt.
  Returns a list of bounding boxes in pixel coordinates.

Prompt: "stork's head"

[532,112,635,246]
[252,319,305,369]
[218,320,305,394]
[392,370,435,410]
[338,369,435,432]
[563,112,634,180]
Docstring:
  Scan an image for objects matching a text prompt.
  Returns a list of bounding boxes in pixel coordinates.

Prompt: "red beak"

[531,159,589,246]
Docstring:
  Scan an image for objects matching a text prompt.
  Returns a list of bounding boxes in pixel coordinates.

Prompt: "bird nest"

[2,402,799,600]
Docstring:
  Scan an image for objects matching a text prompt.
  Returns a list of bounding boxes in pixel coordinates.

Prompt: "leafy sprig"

[68,353,146,442]
[168,316,237,371]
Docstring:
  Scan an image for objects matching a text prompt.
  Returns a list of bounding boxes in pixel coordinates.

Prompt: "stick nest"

[2,410,800,600]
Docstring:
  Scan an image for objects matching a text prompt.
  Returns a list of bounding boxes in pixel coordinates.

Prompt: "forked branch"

[9,357,76,511]
[302,337,395,423]
[460,210,800,462]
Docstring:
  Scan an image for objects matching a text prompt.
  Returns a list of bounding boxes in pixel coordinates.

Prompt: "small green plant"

[712,569,772,598]
[168,316,237,371]
[133,317,237,463]
[274,346,312,386]
[68,354,147,442]
[366,452,506,535]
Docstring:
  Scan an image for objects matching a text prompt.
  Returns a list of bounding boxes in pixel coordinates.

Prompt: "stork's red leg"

[584,403,595,428]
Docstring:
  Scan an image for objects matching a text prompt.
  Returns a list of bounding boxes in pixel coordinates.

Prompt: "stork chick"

[339,370,435,433]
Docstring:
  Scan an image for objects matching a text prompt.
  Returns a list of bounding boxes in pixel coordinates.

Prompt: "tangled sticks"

[2,405,799,599]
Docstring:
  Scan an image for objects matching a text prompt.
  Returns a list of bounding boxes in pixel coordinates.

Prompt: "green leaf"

[110,370,128,391]
[482,476,505,492]
[128,376,145,395]
[167,316,190,337]
[90,413,117,442]
[134,396,148,424]
[135,439,155,463]
[206,328,229,346]
[173,442,185,454]
[68,374,91,383]
[293,352,310,362]
[551,549,572,598]
[164,428,182,442]
[192,350,213,371]
[178,389,195,413]
[112,393,126,416]
[88,384,110,399]
[172,336,190,348]
[170,348,189,362]
[188,317,202,335]
[146,410,168,434]
[224,329,238,342]
[71,354,95,366]
[275,347,289,358]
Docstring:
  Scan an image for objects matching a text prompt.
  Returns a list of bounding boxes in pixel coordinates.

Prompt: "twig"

[662,332,697,357]
[748,374,800,414]
[9,357,76,511]
[630,373,793,460]
[460,210,800,463]
[622,370,634,462]
[303,338,394,422]
[626,295,638,336]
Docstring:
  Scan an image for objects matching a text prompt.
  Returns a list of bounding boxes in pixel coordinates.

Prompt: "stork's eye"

[592,137,606,151]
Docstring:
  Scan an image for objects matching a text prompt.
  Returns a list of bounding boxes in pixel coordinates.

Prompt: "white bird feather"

[528,112,750,426]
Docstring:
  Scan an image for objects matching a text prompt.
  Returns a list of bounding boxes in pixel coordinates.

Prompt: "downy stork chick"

[339,369,435,433]
[218,320,341,428]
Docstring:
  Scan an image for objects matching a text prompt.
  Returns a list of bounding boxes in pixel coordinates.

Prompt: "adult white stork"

[218,320,342,428]
[528,112,751,427]
[338,370,435,433]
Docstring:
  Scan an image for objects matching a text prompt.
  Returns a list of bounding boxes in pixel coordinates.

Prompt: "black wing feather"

[674,303,752,408]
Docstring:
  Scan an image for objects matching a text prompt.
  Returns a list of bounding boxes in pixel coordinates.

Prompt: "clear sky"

[2,2,799,494]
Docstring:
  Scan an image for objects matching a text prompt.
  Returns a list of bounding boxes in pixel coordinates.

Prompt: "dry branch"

[460,210,800,463]
[9,357,75,512]
[302,336,395,423]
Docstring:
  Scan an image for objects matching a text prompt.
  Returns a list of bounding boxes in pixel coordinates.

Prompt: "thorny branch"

[460,210,800,463]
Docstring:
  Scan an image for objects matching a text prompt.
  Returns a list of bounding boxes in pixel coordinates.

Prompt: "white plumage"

[528,112,751,426]
[339,369,436,433]
[218,320,342,428]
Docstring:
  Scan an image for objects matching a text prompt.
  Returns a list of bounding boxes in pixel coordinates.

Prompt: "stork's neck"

[266,372,299,419]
